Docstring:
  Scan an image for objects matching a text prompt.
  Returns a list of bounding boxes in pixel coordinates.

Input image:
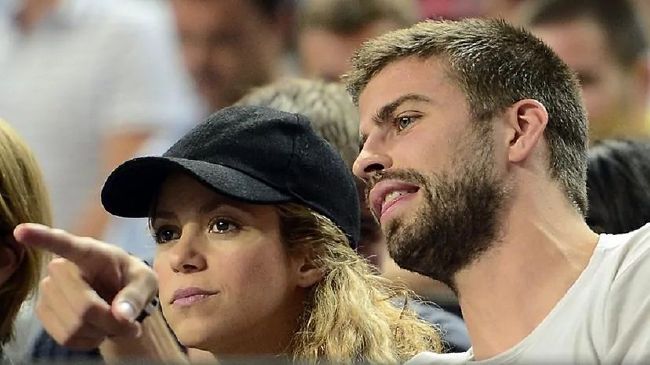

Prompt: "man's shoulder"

[598,224,650,282]
[596,224,650,365]
[405,351,471,365]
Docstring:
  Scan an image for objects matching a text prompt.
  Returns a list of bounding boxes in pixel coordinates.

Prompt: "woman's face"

[152,173,307,355]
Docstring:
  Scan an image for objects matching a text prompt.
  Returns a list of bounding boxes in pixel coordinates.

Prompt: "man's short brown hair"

[344,18,589,214]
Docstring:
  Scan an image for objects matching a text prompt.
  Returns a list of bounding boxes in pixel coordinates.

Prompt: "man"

[297,0,417,81]
[522,0,650,142]
[345,18,650,363]
[172,0,292,110]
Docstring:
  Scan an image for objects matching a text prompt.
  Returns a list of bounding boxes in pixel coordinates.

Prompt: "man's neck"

[454,182,599,360]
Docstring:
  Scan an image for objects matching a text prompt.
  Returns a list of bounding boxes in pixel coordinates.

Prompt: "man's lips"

[368,180,420,222]
[170,287,219,306]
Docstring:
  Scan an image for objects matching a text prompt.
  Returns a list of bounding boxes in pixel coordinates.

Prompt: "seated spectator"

[522,0,650,142]
[297,0,418,81]
[587,139,650,234]
[171,0,295,110]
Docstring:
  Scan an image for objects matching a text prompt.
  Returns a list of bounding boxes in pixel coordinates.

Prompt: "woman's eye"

[153,226,180,244]
[395,115,418,131]
[210,218,239,234]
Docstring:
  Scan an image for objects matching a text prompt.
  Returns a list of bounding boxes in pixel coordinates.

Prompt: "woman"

[16,106,442,363]
[0,119,50,357]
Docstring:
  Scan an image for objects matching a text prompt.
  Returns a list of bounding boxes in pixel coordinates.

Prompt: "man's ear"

[291,247,325,288]
[0,239,25,286]
[504,99,548,163]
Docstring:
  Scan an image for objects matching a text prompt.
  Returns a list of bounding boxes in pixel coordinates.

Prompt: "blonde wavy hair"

[276,203,443,364]
[0,119,51,345]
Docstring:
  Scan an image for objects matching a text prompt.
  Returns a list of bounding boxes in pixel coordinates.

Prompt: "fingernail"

[24,223,50,231]
[116,301,137,322]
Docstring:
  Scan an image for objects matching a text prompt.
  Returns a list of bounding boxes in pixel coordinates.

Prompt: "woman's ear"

[291,247,324,288]
[0,237,25,286]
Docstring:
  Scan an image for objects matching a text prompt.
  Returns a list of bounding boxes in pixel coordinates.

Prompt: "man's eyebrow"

[359,93,431,151]
[372,93,431,125]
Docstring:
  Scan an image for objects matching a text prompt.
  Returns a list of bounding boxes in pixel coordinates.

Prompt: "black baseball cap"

[101,106,360,247]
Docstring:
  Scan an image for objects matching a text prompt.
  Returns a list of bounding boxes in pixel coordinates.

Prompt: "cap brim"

[101,156,292,218]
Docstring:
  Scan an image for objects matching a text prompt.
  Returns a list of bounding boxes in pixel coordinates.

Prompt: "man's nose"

[353,141,392,181]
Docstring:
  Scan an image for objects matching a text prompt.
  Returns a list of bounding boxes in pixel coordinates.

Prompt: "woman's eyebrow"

[151,210,176,222]
[199,197,255,216]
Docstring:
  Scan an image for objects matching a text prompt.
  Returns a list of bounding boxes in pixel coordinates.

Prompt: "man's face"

[298,20,402,81]
[531,17,637,141]
[172,0,281,110]
[353,57,510,286]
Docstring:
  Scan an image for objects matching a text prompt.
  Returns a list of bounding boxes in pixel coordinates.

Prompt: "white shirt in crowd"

[407,223,650,364]
[0,0,201,230]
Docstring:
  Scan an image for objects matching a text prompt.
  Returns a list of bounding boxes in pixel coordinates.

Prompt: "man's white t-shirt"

[408,224,650,364]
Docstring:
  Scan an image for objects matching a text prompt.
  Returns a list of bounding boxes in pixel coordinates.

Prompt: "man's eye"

[209,218,239,234]
[395,115,417,131]
[153,227,180,244]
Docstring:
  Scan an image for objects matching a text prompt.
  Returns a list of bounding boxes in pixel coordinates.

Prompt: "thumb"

[111,258,158,323]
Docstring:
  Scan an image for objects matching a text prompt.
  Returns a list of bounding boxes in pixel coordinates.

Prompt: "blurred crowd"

[1,0,650,364]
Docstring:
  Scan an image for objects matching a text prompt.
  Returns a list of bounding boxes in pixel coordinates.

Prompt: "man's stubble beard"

[380,132,512,291]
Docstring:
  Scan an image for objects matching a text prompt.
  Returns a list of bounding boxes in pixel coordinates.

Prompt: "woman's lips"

[171,287,219,307]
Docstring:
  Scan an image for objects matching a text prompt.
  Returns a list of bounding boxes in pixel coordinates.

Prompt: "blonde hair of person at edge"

[0,119,50,359]
[13,106,443,364]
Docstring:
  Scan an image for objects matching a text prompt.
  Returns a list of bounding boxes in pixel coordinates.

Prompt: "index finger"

[14,223,101,265]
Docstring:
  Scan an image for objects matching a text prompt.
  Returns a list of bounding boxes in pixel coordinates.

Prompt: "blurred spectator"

[297,0,418,81]
[418,0,481,20]
[171,0,295,110]
[631,0,650,41]
[587,139,650,234]
[522,0,650,142]
[479,0,528,24]
[0,0,200,236]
